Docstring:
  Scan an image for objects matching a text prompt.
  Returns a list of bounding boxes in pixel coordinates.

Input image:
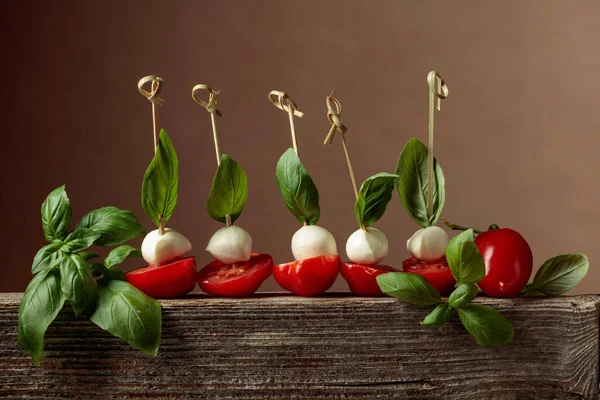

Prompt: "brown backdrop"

[2,0,598,294]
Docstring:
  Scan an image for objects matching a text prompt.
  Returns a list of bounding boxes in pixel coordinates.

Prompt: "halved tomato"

[402,256,456,295]
[274,255,340,297]
[340,263,398,296]
[125,256,197,299]
[197,253,274,297]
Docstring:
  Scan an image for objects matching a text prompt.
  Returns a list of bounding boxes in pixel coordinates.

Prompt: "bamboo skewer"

[268,91,304,156]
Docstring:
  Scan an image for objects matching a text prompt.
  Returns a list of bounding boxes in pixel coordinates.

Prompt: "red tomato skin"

[274,255,341,297]
[475,228,533,297]
[402,257,456,295]
[197,253,274,297]
[125,256,197,299]
[340,263,398,296]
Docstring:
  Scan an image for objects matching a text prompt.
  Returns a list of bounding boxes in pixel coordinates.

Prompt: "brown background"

[2,1,598,294]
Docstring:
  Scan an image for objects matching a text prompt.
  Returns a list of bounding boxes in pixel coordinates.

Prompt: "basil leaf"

[206,154,248,224]
[59,254,97,315]
[41,185,71,241]
[421,304,453,327]
[31,243,66,274]
[354,173,398,228]
[458,304,514,347]
[275,148,320,225]
[445,229,485,285]
[395,138,445,228]
[18,269,65,364]
[90,280,161,356]
[61,228,101,253]
[528,253,589,296]
[90,262,108,277]
[141,129,178,228]
[448,283,479,308]
[105,245,142,268]
[79,251,100,261]
[77,206,145,246]
[377,272,442,306]
[108,268,126,281]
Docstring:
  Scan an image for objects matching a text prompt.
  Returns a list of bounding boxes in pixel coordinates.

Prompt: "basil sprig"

[207,154,248,224]
[524,253,589,296]
[354,173,398,229]
[395,138,445,228]
[18,185,159,365]
[275,148,320,225]
[142,129,178,228]
[377,229,514,347]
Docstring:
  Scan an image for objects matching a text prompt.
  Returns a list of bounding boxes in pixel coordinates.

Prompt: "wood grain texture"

[0,293,599,399]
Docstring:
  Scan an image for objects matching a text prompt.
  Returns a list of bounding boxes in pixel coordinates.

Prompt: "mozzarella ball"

[406,226,449,262]
[291,225,338,260]
[141,228,192,266]
[205,225,252,264]
[345,227,389,265]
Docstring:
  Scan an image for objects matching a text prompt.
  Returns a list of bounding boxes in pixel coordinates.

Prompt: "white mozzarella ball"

[406,226,449,262]
[291,225,338,260]
[205,225,252,264]
[345,227,389,265]
[141,228,192,266]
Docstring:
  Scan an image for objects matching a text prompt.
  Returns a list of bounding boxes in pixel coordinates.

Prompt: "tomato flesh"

[197,253,274,297]
[274,255,340,297]
[340,263,398,296]
[475,228,533,297]
[402,257,456,295]
[125,256,197,299]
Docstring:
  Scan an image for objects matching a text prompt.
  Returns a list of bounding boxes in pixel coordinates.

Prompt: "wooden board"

[0,293,599,399]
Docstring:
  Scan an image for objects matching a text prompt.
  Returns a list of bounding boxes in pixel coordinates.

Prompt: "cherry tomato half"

[340,263,398,296]
[274,255,340,297]
[125,256,197,299]
[475,228,533,297]
[197,253,274,297]
[402,257,456,295]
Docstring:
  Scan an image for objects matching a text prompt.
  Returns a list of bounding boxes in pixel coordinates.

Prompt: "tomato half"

[402,257,456,295]
[340,263,398,296]
[274,255,340,297]
[125,256,197,299]
[197,253,274,297]
[475,228,533,297]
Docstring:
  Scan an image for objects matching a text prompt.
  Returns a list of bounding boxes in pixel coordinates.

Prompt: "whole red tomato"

[341,263,398,296]
[197,253,274,297]
[274,255,340,296]
[402,257,456,295]
[475,228,533,297]
[125,256,197,299]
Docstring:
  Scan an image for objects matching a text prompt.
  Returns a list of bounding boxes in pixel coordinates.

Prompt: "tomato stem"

[441,219,484,234]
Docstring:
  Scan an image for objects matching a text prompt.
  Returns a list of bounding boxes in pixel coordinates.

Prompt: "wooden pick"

[192,84,231,227]
[268,90,304,156]
[137,75,164,153]
[323,96,358,200]
[426,71,449,219]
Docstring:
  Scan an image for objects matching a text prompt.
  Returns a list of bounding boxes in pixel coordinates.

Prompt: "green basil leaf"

[59,254,97,315]
[448,283,479,308]
[41,185,72,241]
[79,251,100,261]
[458,304,514,347]
[528,253,589,296]
[377,272,442,306]
[31,243,66,274]
[77,206,145,246]
[104,245,142,268]
[275,148,320,225]
[18,269,65,364]
[141,129,178,228]
[354,172,398,228]
[420,304,453,327]
[108,268,126,281]
[206,154,248,224]
[90,262,108,277]
[445,229,485,285]
[395,138,445,228]
[61,228,101,253]
[90,280,161,356]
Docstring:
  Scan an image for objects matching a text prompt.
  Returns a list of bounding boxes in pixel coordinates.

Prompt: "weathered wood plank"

[0,293,598,399]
